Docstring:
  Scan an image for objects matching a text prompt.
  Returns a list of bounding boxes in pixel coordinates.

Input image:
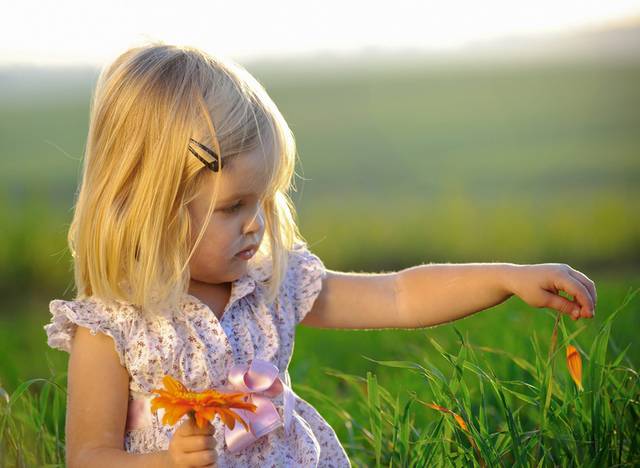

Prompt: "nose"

[243,204,264,237]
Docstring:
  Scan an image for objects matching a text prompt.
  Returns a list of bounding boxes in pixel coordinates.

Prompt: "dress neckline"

[179,248,272,322]
[184,290,236,323]
[185,280,233,320]
[182,267,261,322]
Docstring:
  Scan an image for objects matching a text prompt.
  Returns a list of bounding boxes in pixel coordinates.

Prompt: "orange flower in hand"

[150,375,258,431]
[566,344,584,391]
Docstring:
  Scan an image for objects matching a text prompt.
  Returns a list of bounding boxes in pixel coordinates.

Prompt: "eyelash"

[223,201,243,214]
[221,198,266,215]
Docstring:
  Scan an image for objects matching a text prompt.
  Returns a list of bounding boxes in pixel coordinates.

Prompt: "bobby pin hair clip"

[188,138,223,172]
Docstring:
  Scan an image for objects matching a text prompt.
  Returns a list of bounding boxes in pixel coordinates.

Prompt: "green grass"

[322,286,639,467]
[2,286,638,466]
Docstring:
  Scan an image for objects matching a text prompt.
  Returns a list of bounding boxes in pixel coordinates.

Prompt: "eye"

[223,201,242,214]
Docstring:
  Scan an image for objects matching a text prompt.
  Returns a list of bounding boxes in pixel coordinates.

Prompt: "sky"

[2,0,639,66]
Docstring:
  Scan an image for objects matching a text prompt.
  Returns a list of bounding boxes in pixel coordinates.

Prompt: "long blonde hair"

[68,41,306,316]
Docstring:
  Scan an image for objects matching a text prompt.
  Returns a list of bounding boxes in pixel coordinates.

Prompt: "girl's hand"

[165,416,218,467]
[506,263,597,321]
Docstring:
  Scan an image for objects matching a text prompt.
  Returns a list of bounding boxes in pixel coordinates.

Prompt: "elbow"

[68,446,112,468]
[67,447,92,468]
[66,450,82,468]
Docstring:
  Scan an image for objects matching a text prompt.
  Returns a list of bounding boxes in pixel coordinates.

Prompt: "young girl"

[44,42,597,468]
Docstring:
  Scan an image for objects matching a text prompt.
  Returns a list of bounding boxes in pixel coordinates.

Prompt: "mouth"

[235,244,258,260]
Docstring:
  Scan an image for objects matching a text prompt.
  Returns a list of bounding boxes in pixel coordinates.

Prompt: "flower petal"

[566,344,584,391]
[217,408,238,430]
[194,411,211,429]
[163,374,188,394]
[426,402,451,414]
[150,374,258,431]
[453,413,468,431]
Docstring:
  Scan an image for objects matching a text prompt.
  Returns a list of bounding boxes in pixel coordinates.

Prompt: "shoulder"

[282,240,328,324]
[285,240,326,281]
[45,296,139,367]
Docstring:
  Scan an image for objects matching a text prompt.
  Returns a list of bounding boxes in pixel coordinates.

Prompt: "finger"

[554,274,594,318]
[191,421,215,436]
[542,290,583,320]
[182,448,217,467]
[566,268,597,314]
[563,274,595,318]
[180,433,216,453]
[177,417,215,437]
[180,427,214,439]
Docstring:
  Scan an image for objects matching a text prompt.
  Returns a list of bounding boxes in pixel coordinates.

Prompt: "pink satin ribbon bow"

[224,358,294,453]
[124,359,294,454]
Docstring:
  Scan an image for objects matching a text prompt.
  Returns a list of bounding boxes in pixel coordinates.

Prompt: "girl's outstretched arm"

[301,263,596,329]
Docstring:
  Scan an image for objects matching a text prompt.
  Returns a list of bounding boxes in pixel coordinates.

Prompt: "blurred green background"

[1,55,639,448]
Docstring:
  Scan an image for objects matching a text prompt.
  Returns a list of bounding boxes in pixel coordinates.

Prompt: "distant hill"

[243,17,640,77]
[1,16,639,87]
[457,17,640,63]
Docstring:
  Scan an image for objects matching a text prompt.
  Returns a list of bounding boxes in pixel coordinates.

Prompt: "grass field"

[1,59,638,466]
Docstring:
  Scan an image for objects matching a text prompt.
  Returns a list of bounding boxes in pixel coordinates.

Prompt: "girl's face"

[187,146,270,285]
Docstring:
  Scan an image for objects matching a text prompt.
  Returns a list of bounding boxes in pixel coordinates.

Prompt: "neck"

[187,280,232,318]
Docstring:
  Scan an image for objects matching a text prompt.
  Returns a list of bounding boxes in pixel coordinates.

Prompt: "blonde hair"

[67,41,307,317]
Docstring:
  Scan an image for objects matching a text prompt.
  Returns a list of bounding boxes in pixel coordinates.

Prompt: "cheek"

[189,208,219,243]
[188,237,224,281]
[189,216,235,262]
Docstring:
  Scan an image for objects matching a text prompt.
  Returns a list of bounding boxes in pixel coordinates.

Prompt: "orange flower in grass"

[566,344,584,391]
[426,402,469,431]
[150,374,258,431]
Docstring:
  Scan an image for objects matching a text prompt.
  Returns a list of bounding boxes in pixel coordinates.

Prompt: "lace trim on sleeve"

[45,298,128,367]
[288,241,328,324]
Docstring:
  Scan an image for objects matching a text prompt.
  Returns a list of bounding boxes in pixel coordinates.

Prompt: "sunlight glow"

[1,0,639,65]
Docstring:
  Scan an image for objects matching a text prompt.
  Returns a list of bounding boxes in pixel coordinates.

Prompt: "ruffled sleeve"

[286,240,328,325]
[44,297,129,367]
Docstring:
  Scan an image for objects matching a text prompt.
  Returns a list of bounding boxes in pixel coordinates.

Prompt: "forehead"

[211,146,273,201]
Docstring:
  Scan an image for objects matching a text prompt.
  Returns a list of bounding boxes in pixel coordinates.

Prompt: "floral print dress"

[44,240,351,467]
